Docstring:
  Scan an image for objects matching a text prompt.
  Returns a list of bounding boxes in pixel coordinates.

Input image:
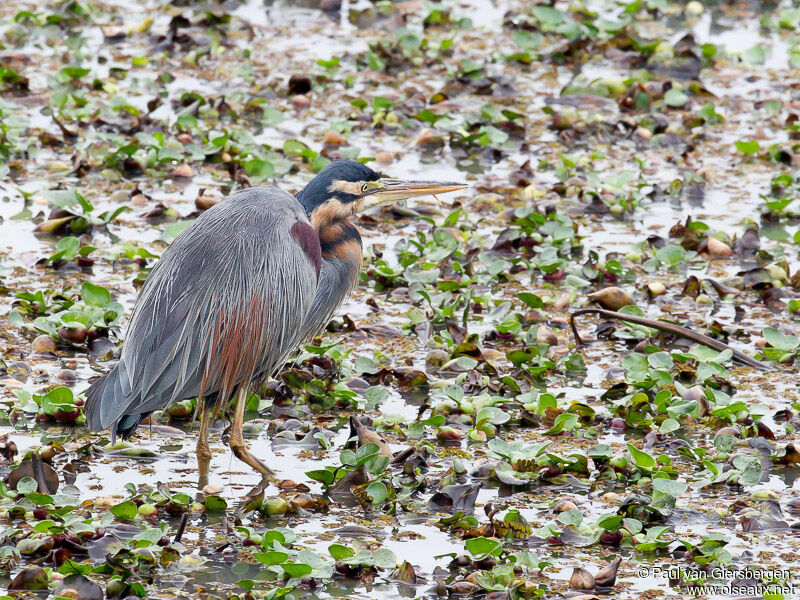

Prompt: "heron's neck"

[297,219,363,342]
[318,219,362,265]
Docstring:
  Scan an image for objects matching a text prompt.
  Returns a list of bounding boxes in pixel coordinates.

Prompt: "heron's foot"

[229,387,275,478]
[229,435,274,477]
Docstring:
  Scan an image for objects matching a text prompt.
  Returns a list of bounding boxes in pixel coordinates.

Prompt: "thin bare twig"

[569,308,772,371]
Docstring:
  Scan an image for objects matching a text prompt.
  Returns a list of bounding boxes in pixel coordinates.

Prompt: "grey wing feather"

[85,187,319,431]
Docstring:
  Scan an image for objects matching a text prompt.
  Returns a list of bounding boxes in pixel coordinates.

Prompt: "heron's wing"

[85,187,320,430]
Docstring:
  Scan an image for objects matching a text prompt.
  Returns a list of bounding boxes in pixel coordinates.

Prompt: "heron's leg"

[229,387,274,477]
[196,403,212,489]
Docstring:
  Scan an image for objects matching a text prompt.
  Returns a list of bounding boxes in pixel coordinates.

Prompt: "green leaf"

[57,559,93,575]
[162,220,192,243]
[81,282,111,307]
[306,469,335,486]
[627,444,655,471]
[762,327,799,352]
[742,45,766,65]
[655,244,686,265]
[282,562,312,578]
[261,529,288,547]
[664,88,688,107]
[204,495,227,512]
[465,536,503,558]
[364,386,388,407]
[16,476,37,495]
[365,481,387,504]
[736,140,760,155]
[110,500,138,521]
[652,477,688,497]
[245,158,275,180]
[328,544,354,560]
[647,352,672,370]
[517,292,543,308]
[255,551,288,565]
[372,548,396,569]
[660,418,680,434]
[510,30,542,51]
[557,508,583,527]
[61,66,90,79]
[546,413,578,434]
[41,387,74,416]
[476,406,510,427]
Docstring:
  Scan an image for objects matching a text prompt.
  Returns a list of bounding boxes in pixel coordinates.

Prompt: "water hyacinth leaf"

[762,327,799,352]
[597,514,623,530]
[328,544,354,560]
[41,386,74,415]
[510,30,542,51]
[736,140,760,155]
[296,550,334,578]
[366,481,388,504]
[664,88,688,107]
[162,220,192,243]
[282,562,312,578]
[647,352,672,370]
[57,560,93,576]
[517,292,543,308]
[255,551,289,565]
[652,477,688,497]
[735,456,764,485]
[110,500,138,521]
[306,468,335,486]
[742,45,766,65]
[655,244,686,265]
[204,495,227,512]
[660,418,680,433]
[245,158,275,180]
[340,449,357,467]
[627,444,655,471]
[476,406,510,427]
[546,413,578,434]
[262,529,289,547]
[373,548,397,569]
[624,518,643,535]
[558,508,583,527]
[16,476,37,495]
[365,385,389,407]
[465,537,503,559]
[81,282,110,307]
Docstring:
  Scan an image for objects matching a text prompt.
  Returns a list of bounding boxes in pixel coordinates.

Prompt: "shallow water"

[1,0,800,598]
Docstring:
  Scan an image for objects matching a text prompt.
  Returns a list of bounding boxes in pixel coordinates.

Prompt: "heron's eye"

[361,183,369,194]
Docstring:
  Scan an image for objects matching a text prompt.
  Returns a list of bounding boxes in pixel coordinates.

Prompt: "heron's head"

[295,160,465,229]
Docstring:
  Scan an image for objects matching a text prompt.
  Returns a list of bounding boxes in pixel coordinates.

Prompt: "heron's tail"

[84,368,116,431]
[84,363,143,441]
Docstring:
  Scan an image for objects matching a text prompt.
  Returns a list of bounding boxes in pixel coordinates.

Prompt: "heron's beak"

[362,179,467,210]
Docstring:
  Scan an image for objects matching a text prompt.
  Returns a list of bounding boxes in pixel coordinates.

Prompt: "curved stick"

[569,308,772,372]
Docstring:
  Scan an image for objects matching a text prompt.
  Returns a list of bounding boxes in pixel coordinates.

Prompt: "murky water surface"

[1,0,799,598]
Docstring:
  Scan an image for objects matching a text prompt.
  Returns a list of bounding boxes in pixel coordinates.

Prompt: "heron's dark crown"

[295,160,380,215]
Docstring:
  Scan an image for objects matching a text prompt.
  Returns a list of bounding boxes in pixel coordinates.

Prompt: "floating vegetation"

[0,0,799,598]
